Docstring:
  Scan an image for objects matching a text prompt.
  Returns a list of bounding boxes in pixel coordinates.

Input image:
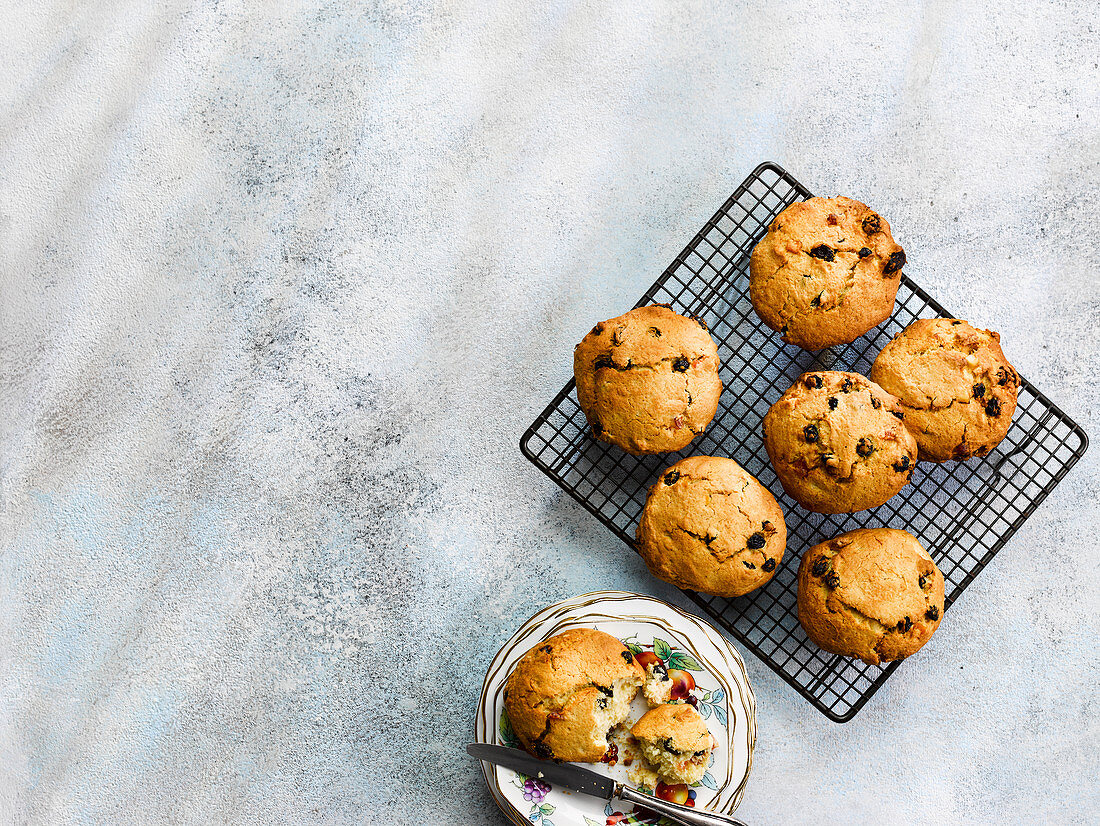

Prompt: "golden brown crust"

[574,305,722,454]
[631,703,711,753]
[870,318,1019,462]
[635,456,786,598]
[797,528,945,665]
[503,629,644,762]
[762,371,918,513]
[749,196,904,350]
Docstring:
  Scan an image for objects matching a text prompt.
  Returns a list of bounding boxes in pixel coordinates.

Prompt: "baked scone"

[504,629,645,762]
[631,703,715,785]
[749,196,905,350]
[797,528,945,665]
[574,305,722,454]
[635,455,786,598]
[762,371,918,513]
[870,318,1020,462]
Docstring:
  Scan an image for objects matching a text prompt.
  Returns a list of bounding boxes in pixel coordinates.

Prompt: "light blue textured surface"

[1,3,1098,824]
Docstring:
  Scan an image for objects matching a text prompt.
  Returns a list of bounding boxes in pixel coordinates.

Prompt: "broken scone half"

[630,703,715,785]
[503,628,645,762]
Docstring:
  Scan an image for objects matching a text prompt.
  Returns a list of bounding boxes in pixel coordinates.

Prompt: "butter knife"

[467,743,749,826]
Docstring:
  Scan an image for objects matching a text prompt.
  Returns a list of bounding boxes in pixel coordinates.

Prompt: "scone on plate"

[749,196,905,350]
[573,305,722,455]
[871,318,1020,462]
[797,528,945,666]
[635,455,787,598]
[631,703,715,785]
[763,371,918,513]
[504,629,644,762]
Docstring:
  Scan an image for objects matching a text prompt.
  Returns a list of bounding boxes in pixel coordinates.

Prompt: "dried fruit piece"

[841,377,853,392]
[871,396,881,409]
[897,616,913,633]
[809,244,835,262]
[621,650,634,663]
[827,214,838,226]
[997,367,1009,386]
[919,573,931,590]
[985,398,1002,417]
[592,323,604,335]
[973,383,986,398]
[858,247,872,258]
[805,375,823,389]
[762,558,777,572]
[894,455,911,472]
[742,560,756,569]
[883,250,906,275]
[856,438,874,457]
[862,214,882,234]
[811,557,828,577]
[673,357,690,372]
[891,409,905,420]
[803,424,819,443]
[925,605,940,621]
[828,397,838,410]
[823,572,840,589]
[664,470,681,485]
[747,532,766,550]
[649,326,662,337]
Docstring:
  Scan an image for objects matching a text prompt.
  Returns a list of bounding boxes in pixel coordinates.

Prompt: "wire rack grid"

[520,162,1088,722]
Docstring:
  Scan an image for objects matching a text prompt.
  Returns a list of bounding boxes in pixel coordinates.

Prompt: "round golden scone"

[635,456,786,598]
[631,703,715,785]
[763,371,918,513]
[870,318,1020,462]
[749,196,905,350]
[797,528,945,666]
[573,305,722,454]
[503,629,644,762]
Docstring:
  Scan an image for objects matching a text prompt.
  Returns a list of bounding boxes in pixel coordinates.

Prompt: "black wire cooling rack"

[520,161,1089,722]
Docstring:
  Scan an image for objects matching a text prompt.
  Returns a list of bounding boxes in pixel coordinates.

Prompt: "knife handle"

[616,783,749,826]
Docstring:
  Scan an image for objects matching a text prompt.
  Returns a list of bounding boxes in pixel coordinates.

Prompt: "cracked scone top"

[749,196,905,350]
[574,305,722,454]
[635,455,787,598]
[503,628,644,763]
[797,528,945,666]
[763,371,918,513]
[870,318,1019,462]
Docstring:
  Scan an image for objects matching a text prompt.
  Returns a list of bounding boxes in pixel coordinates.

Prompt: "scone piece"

[641,659,673,707]
[749,196,905,350]
[574,305,722,454]
[635,456,787,598]
[763,371,918,513]
[797,528,945,665]
[871,318,1019,462]
[504,629,644,762]
[631,703,715,785]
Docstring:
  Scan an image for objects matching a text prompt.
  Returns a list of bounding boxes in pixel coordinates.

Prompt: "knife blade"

[465,742,615,799]
[466,742,750,826]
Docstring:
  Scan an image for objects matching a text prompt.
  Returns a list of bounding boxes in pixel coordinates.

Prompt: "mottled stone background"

[1,2,1097,824]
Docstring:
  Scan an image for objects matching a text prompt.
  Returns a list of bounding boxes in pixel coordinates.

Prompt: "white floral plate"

[474,591,756,826]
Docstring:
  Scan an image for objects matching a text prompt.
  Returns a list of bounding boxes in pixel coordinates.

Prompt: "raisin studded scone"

[574,305,722,454]
[503,629,647,762]
[763,371,918,513]
[870,318,1019,462]
[631,703,716,785]
[797,528,945,665]
[749,196,905,350]
[635,455,786,598]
